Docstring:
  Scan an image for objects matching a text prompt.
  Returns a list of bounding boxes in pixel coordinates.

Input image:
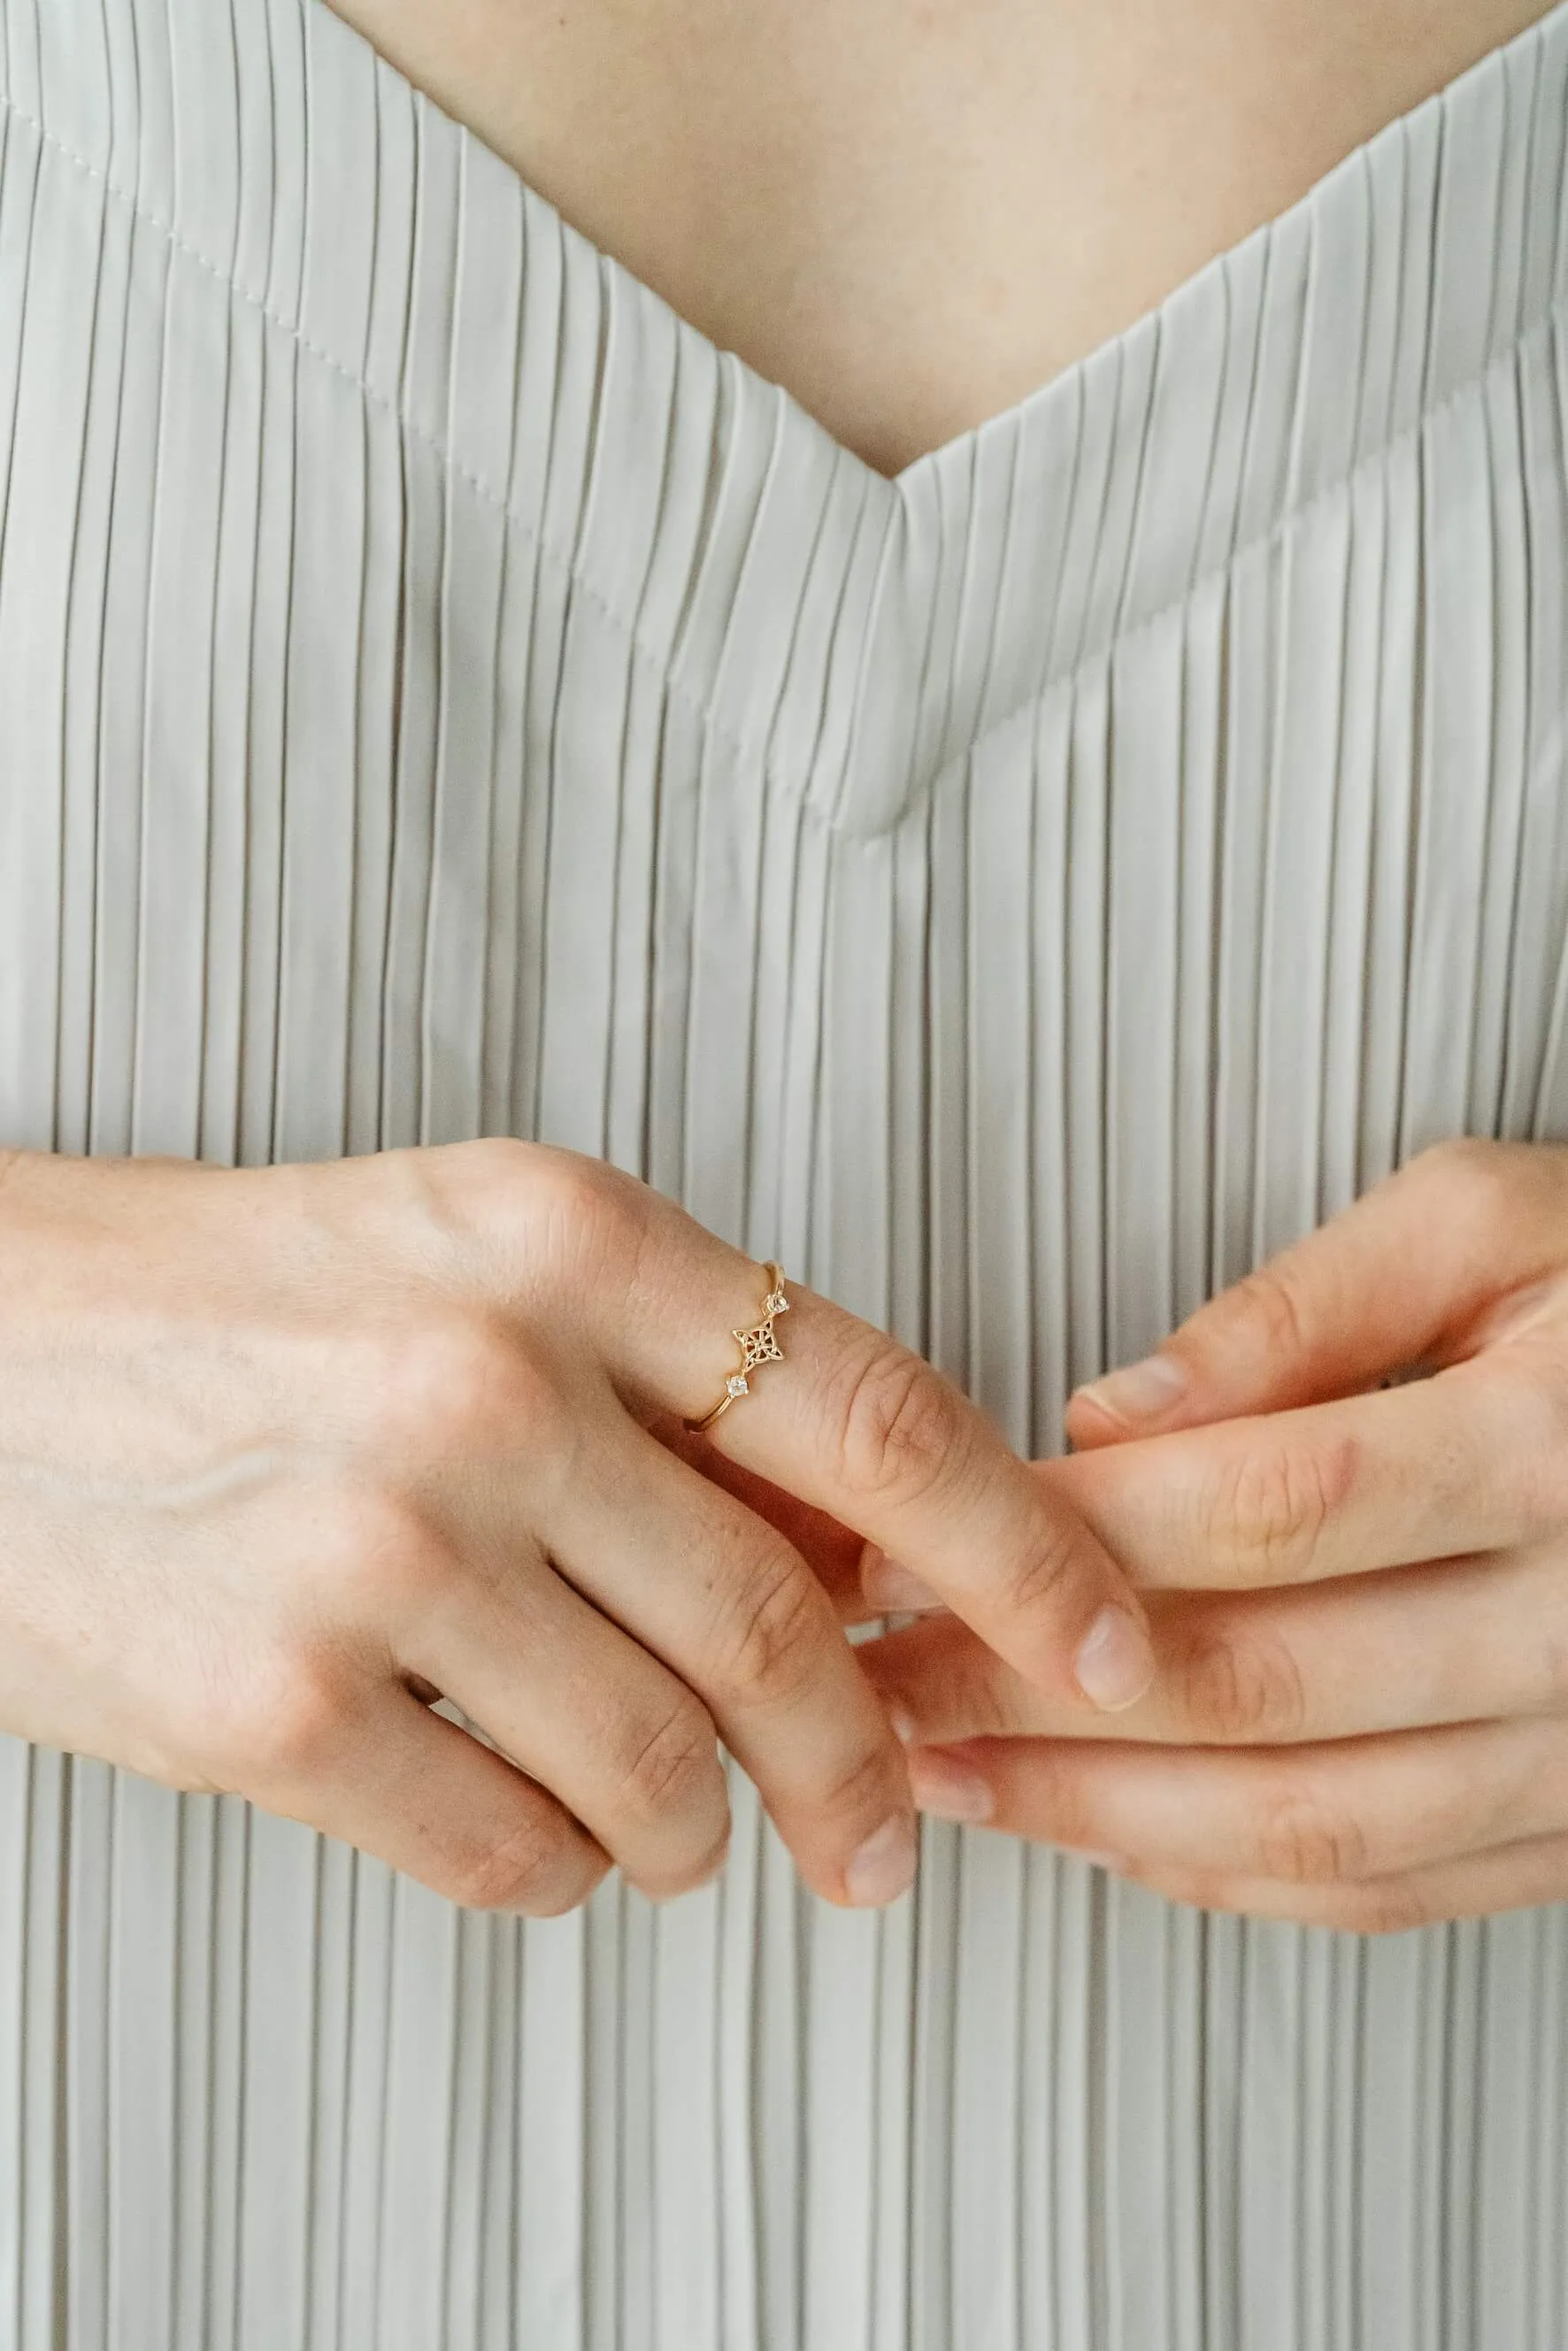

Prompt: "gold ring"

[684,1263,790,1433]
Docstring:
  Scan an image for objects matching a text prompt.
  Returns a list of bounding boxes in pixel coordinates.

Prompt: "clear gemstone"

[765,1292,788,1316]
[727,1374,749,1397]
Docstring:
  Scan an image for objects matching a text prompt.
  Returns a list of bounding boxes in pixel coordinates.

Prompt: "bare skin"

[326,0,1552,475]
[8,5,1557,1929]
[863,1143,1568,1932]
[0,1143,1153,1914]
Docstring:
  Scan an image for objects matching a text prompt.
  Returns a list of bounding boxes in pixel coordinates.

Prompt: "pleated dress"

[4,1,1568,2344]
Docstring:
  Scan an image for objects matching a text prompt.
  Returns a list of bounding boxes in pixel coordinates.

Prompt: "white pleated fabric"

[4,0,1568,2342]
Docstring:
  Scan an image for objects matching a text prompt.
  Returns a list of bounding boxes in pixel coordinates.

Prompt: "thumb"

[1064,1139,1568,1446]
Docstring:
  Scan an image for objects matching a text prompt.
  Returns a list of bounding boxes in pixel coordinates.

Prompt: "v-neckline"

[242,0,1568,834]
[317,0,1568,510]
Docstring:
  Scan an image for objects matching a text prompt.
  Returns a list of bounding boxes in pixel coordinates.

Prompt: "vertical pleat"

[0,96,77,1149]
[5,0,1568,2343]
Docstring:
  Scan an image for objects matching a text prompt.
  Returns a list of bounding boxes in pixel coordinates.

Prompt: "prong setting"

[684,1263,790,1433]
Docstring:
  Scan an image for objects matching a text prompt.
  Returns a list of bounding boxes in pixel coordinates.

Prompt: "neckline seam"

[7,82,1566,835]
[908,288,1566,824]
[0,90,769,787]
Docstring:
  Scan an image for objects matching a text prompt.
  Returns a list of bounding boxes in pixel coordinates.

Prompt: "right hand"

[0,1141,1154,1914]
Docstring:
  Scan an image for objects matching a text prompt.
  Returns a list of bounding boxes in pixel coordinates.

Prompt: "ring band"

[684,1262,790,1433]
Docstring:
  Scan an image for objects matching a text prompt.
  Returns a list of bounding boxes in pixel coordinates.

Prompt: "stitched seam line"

[4,85,1565,834]
[0,92,765,771]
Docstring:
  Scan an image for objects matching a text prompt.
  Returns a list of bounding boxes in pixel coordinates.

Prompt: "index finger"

[609,1243,1157,1715]
[1049,1351,1541,1591]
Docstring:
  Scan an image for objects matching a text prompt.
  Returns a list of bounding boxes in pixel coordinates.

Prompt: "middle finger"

[863,1542,1568,1749]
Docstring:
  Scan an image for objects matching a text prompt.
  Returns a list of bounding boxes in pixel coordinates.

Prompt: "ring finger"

[402,1532,734,1902]
[536,1410,918,1908]
[862,1542,1568,1750]
[262,1684,611,1917]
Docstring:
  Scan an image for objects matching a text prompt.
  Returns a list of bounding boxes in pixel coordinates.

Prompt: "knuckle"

[1410,1136,1541,1253]
[365,1310,556,1459]
[451,1815,595,1916]
[1415,1133,1508,1211]
[1001,1517,1089,1625]
[1178,1618,1307,1744]
[934,1646,1032,1740]
[808,1735,907,1835]
[1210,1434,1349,1584]
[711,1544,829,1706]
[213,1650,349,1785]
[296,1479,450,1618]
[510,1145,649,1290]
[435,1135,584,1228]
[421,1138,650,1303]
[311,1476,411,1568]
[968,1742,1093,1848]
[1209,1264,1314,1364]
[449,1134,542,1191]
[828,1340,969,1510]
[613,1694,722,1827]
[1256,1782,1368,1885]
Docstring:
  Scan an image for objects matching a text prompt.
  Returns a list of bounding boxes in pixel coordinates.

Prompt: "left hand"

[858,1138,1568,1933]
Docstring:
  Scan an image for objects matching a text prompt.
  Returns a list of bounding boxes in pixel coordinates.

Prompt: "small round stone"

[727,1374,749,1397]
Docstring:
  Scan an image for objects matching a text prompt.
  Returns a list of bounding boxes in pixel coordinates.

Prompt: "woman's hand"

[861,1139,1568,1932]
[0,1141,1152,1917]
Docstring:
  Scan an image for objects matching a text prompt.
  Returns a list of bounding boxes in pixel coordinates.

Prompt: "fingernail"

[844,1813,919,1906]
[861,1546,943,1614]
[889,1706,919,1745]
[1073,1353,1188,1425]
[907,1748,995,1825]
[1074,1606,1157,1712]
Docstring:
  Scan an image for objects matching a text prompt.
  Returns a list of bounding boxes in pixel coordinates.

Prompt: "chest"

[324,0,1549,473]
